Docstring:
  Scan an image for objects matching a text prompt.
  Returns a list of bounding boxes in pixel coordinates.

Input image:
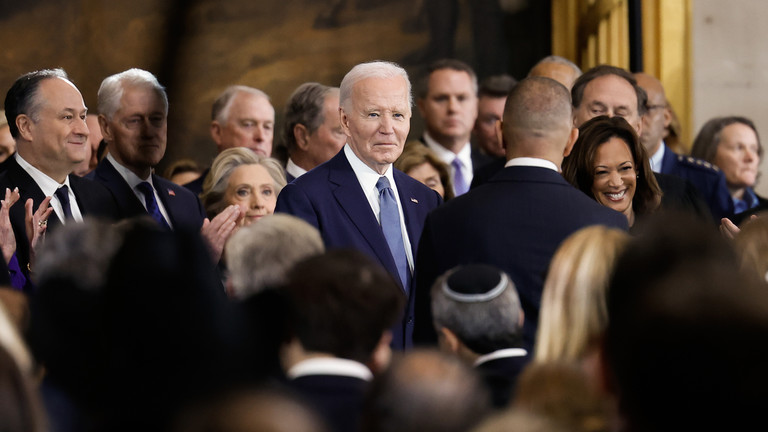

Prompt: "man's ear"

[563,127,579,158]
[16,115,34,142]
[438,327,462,354]
[368,330,393,375]
[294,124,311,151]
[98,115,112,143]
[210,121,223,151]
[339,107,352,138]
[662,106,672,129]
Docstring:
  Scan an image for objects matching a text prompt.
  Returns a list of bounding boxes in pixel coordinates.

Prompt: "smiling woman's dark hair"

[562,115,661,217]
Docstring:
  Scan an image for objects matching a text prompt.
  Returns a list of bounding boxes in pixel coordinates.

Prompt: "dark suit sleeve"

[413,213,441,346]
[275,182,320,230]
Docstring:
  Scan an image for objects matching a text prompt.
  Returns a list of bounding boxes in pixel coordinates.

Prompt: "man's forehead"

[584,74,637,107]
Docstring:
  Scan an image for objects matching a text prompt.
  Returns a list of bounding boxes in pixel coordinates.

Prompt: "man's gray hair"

[431,265,523,354]
[225,214,325,298]
[282,83,338,154]
[529,55,582,77]
[97,68,168,120]
[211,85,271,123]
[339,61,412,112]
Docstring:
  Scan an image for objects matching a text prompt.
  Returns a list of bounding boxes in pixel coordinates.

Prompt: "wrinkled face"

[591,137,637,220]
[714,123,760,191]
[419,69,478,145]
[224,163,277,227]
[341,76,411,174]
[306,92,346,168]
[474,95,506,157]
[26,78,89,175]
[574,75,642,134]
[213,92,275,156]
[103,85,167,175]
[635,75,669,155]
[0,125,15,163]
[407,161,445,197]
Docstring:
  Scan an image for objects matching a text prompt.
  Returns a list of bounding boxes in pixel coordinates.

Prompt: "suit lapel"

[393,170,422,257]
[327,153,398,274]
[95,159,146,218]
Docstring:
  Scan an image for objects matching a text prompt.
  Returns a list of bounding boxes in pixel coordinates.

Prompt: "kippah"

[442,264,509,303]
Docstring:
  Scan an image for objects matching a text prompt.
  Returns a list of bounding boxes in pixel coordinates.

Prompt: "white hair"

[97,68,168,119]
[339,60,412,112]
[212,85,272,123]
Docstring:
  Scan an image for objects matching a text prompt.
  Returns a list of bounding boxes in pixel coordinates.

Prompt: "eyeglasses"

[645,104,666,111]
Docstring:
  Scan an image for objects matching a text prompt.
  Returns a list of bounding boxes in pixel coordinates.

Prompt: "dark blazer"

[654,172,713,223]
[660,145,734,220]
[93,158,206,231]
[476,353,530,409]
[0,157,118,280]
[275,150,442,350]
[288,374,368,432]
[414,166,628,350]
[418,137,494,175]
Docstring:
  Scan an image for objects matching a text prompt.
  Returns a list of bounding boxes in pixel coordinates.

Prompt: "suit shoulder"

[674,154,721,175]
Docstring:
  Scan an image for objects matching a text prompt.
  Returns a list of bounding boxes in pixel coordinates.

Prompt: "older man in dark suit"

[276,61,442,350]
[0,68,117,284]
[414,77,628,350]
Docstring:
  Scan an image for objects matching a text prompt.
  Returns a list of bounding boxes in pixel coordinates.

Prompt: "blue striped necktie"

[376,176,409,292]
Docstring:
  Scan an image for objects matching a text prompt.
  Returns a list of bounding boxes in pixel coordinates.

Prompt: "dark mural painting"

[0,0,549,171]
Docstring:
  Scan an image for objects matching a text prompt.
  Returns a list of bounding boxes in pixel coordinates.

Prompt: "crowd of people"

[0,53,767,432]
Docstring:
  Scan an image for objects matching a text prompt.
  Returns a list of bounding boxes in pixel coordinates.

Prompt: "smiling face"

[341,76,411,174]
[406,161,445,197]
[591,137,637,222]
[102,84,167,178]
[22,77,89,181]
[714,122,760,194]
[224,163,277,227]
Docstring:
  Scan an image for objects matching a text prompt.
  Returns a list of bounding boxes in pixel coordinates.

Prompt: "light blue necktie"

[452,158,469,196]
[137,182,171,230]
[376,176,409,292]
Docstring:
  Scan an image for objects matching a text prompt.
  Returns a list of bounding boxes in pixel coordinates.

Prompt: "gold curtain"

[552,0,692,147]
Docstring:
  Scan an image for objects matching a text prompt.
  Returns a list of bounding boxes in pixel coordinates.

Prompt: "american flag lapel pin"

[168,189,176,197]
[410,198,418,204]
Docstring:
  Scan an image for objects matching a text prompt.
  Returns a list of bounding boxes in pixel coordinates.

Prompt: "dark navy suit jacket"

[0,157,118,281]
[275,150,442,350]
[288,374,368,432]
[414,165,628,350]
[93,158,206,231]
[660,144,733,221]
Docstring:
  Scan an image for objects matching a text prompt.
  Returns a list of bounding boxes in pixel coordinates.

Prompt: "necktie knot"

[376,176,392,193]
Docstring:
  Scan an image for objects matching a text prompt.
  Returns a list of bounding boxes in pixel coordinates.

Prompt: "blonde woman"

[535,226,630,372]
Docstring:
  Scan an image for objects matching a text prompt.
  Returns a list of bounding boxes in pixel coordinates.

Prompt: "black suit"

[0,156,118,279]
[475,353,530,409]
[414,165,628,349]
[288,374,368,432]
[93,158,206,231]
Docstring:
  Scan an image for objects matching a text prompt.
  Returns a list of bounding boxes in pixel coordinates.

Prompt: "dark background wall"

[0,0,550,172]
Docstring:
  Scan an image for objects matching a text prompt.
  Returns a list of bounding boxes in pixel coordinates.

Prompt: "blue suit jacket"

[93,158,206,231]
[414,165,629,350]
[660,144,733,221]
[275,150,442,350]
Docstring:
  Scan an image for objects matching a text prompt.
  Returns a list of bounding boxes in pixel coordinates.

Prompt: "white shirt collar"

[649,142,665,173]
[504,157,559,172]
[287,357,373,381]
[344,144,396,215]
[15,153,82,223]
[286,158,307,179]
[474,348,528,367]
[107,153,152,187]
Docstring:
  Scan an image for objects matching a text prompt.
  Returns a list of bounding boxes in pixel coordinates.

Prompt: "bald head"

[503,77,577,164]
[528,56,582,90]
[634,72,671,155]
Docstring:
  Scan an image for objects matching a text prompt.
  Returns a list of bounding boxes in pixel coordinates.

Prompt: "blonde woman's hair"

[200,147,287,218]
[535,225,630,362]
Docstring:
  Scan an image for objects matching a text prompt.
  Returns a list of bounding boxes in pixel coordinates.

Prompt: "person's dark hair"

[282,83,336,154]
[571,65,647,115]
[417,59,478,98]
[562,115,661,217]
[4,68,70,138]
[478,74,517,99]
[691,116,763,162]
[282,250,405,363]
[604,213,768,430]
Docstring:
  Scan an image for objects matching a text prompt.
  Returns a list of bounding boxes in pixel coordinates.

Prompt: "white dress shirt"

[424,133,473,192]
[287,357,373,381]
[15,153,83,223]
[107,153,173,229]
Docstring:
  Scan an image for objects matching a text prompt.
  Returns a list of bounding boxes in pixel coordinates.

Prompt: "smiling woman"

[562,115,662,227]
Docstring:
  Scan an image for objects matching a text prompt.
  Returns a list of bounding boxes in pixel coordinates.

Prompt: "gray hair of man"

[224,213,325,299]
[431,264,523,354]
[339,61,412,113]
[529,55,583,77]
[97,68,168,120]
[211,85,271,123]
[282,83,338,154]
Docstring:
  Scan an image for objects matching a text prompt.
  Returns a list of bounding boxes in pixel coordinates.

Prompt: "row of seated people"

[0,56,765,431]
